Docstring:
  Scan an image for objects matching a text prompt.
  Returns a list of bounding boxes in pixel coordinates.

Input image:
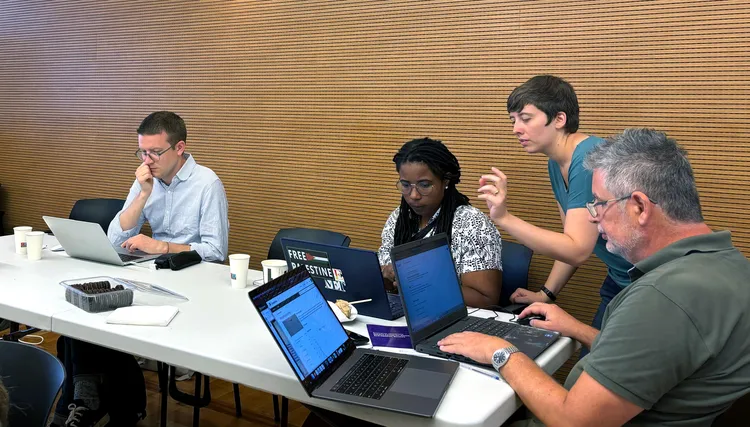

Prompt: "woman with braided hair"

[378,137,503,308]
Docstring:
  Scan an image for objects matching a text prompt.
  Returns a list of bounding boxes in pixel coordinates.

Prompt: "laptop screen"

[392,234,465,334]
[250,267,350,390]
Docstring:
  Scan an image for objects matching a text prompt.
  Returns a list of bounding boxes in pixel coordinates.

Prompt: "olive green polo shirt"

[564,231,750,426]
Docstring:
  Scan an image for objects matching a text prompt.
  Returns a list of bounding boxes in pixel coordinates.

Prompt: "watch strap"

[541,286,557,302]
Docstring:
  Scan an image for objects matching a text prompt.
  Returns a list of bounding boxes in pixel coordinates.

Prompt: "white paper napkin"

[106,305,179,327]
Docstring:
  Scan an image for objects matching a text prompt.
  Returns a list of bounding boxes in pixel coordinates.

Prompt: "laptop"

[280,238,403,320]
[391,233,560,367]
[42,216,160,266]
[248,266,458,418]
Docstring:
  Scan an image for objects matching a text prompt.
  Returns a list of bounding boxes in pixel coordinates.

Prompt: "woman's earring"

[444,186,448,189]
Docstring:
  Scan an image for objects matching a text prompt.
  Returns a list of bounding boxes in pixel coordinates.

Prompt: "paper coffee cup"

[261,259,288,284]
[14,226,33,255]
[25,231,45,261]
[229,254,251,289]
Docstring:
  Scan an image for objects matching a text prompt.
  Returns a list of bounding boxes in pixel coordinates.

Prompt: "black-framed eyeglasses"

[396,180,434,196]
[134,145,175,161]
[586,193,658,218]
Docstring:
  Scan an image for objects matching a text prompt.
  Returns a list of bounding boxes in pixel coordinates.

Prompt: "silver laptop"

[42,216,160,266]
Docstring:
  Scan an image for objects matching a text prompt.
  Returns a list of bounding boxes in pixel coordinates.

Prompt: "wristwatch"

[492,346,520,371]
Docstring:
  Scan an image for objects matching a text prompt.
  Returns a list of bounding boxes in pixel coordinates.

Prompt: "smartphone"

[345,329,370,346]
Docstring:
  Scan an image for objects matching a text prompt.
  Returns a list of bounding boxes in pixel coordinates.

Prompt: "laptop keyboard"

[429,318,519,364]
[460,317,518,337]
[118,253,142,263]
[331,354,408,400]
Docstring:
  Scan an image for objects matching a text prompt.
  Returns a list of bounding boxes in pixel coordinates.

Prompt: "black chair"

[267,227,352,261]
[0,341,65,427]
[499,241,533,307]
[156,363,237,427]
[68,198,125,233]
[268,227,351,427]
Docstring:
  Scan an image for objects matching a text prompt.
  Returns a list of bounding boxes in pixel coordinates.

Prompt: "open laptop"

[280,238,403,320]
[42,216,160,266]
[391,233,560,367]
[248,266,458,417]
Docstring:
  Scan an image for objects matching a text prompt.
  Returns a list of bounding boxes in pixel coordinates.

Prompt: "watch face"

[493,349,508,368]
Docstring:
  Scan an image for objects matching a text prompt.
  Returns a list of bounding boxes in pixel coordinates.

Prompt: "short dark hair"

[392,137,470,245]
[137,111,187,145]
[507,75,580,133]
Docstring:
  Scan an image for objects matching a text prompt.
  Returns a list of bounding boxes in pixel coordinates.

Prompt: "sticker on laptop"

[366,325,412,348]
[286,246,347,292]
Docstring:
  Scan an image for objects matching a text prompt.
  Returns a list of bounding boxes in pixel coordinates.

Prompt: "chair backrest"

[499,241,533,306]
[68,198,125,234]
[712,392,750,426]
[0,341,65,427]
[267,228,351,260]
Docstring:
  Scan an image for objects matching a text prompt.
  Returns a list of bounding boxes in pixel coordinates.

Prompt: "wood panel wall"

[1,0,748,381]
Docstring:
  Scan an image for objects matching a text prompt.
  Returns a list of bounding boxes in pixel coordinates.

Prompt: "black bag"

[154,250,202,270]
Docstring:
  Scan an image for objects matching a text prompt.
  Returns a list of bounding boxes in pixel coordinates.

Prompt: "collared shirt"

[378,205,503,279]
[108,154,229,262]
[564,231,750,426]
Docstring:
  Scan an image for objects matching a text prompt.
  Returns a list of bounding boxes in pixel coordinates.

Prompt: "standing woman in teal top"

[479,75,633,338]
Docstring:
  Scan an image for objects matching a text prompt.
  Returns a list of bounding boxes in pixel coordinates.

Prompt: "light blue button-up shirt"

[107,154,229,262]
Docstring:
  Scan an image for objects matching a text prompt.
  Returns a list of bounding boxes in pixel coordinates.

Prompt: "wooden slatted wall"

[1,0,748,380]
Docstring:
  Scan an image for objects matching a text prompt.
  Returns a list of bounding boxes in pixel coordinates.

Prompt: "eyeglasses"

[396,180,434,196]
[134,145,175,161]
[586,195,631,218]
[586,193,658,218]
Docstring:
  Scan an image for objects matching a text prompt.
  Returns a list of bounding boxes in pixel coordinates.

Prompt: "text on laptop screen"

[395,244,464,333]
[254,276,349,382]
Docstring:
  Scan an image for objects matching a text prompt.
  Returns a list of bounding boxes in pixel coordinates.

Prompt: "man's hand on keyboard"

[437,332,510,365]
[122,234,167,254]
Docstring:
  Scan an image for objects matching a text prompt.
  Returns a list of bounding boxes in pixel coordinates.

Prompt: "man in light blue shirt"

[107,111,229,262]
[51,112,229,427]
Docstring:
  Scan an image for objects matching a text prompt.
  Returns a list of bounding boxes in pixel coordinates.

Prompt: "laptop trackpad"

[390,369,450,399]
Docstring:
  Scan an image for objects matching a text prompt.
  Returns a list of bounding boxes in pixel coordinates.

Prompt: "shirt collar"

[426,207,441,225]
[173,153,196,183]
[628,230,734,281]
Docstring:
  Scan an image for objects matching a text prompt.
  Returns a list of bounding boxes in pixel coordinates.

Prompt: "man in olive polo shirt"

[438,128,750,426]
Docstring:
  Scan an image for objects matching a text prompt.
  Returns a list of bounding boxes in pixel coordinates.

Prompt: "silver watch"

[492,346,520,371]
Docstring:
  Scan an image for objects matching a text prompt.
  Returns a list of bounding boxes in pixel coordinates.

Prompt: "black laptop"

[391,233,560,367]
[248,266,458,418]
[281,238,403,320]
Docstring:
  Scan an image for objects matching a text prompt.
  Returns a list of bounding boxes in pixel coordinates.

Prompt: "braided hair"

[393,137,470,246]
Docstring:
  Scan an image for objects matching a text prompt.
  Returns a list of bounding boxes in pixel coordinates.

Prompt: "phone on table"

[345,329,370,346]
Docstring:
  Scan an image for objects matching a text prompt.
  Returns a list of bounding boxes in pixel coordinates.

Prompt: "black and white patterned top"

[378,205,503,281]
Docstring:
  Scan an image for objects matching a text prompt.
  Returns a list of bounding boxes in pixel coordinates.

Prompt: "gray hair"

[584,128,703,223]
